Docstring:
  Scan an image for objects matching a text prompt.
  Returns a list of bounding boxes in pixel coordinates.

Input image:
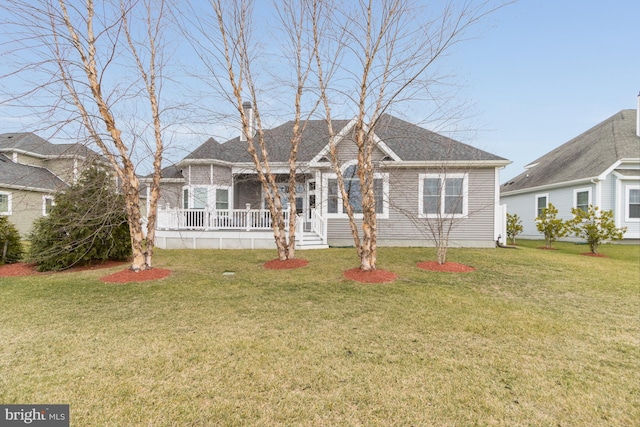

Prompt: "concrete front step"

[297,232,329,249]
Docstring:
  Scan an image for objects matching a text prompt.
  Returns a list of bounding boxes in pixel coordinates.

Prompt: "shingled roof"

[0,132,98,158]
[501,109,640,193]
[181,114,506,164]
[0,153,67,191]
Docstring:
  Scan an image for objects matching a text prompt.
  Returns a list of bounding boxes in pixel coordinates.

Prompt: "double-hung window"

[418,173,468,218]
[0,192,11,215]
[215,188,229,210]
[43,196,55,216]
[574,188,591,212]
[536,194,548,218]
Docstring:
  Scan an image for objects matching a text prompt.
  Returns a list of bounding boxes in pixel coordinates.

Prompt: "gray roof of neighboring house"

[0,132,98,158]
[182,114,507,164]
[0,153,67,191]
[501,109,640,193]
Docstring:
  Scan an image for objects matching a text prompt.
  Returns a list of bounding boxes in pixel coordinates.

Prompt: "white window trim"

[182,187,189,209]
[0,191,12,215]
[42,195,55,216]
[573,187,592,210]
[214,185,232,210]
[625,185,640,222]
[418,173,468,219]
[323,162,389,220]
[183,185,233,210]
[535,193,549,218]
[183,185,211,209]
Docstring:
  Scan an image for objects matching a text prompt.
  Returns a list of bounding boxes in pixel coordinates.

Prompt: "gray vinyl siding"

[325,167,498,246]
[335,137,386,164]
[184,165,232,188]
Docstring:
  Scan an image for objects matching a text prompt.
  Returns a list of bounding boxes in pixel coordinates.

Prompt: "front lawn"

[1,243,638,426]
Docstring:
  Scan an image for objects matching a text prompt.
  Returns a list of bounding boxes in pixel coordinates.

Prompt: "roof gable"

[502,109,640,193]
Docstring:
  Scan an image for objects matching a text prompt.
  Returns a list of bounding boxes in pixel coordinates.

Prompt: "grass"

[1,242,638,426]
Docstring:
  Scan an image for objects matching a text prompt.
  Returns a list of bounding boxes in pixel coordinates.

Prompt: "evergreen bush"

[0,216,23,264]
[28,167,131,271]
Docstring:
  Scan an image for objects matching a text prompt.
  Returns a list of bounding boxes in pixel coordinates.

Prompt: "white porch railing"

[157,207,289,231]
[310,209,327,244]
[157,207,327,245]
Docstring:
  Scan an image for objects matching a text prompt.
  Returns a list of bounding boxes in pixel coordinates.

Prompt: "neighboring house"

[500,104,640,242]
[0,132,102,235]
[154,107,510,250]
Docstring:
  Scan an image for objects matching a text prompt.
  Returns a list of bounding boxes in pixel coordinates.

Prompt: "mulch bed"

[100,267,172,283]
[263,258,309,270]
[0,262,42,277]
[343,268,398,283]
[0,260,130,277]
[0,261,172,284]
[416,261,475,273]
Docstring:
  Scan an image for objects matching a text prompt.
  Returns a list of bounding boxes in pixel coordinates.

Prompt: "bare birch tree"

[313,0,506,270]
[1,0,171,271]
[182,0,319,260]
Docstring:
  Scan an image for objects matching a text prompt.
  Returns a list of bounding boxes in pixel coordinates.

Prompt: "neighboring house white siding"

[617,178,640,239]
[502,182,600,239]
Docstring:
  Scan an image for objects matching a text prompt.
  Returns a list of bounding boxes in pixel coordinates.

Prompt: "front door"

[306,179,316,227]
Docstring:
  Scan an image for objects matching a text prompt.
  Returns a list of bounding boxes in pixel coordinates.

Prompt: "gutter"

[502,158,640,197]
[0,183,66,192]
[0,148,100,161]
[501,176,602,196]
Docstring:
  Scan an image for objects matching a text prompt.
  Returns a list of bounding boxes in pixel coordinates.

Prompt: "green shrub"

[0,216,23,264]
[535,203,568,249]
[28,167,131,271]
[569,205,626,254]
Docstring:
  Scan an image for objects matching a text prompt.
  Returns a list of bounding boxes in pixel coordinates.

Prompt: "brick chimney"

[240,101,255,141]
